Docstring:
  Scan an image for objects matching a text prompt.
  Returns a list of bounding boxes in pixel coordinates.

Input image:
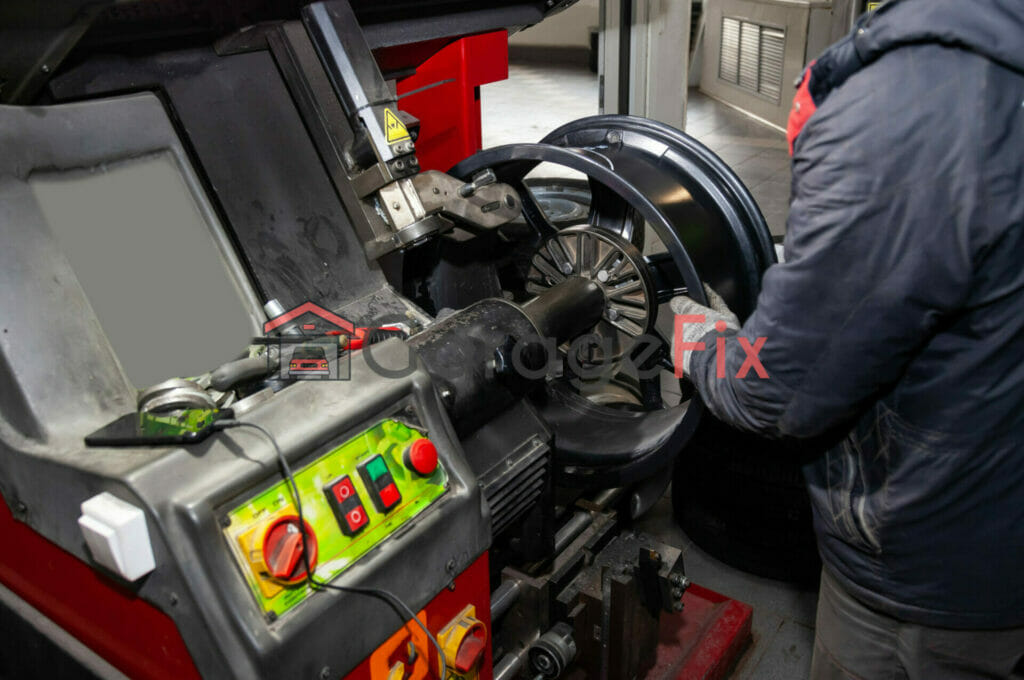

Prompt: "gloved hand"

[670,284,740,377]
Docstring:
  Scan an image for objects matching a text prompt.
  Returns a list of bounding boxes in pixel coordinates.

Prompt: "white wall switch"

[78,492,156,581]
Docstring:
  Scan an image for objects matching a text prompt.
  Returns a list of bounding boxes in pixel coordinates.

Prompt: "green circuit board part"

[139,408,219,436]
[223,419,448,618]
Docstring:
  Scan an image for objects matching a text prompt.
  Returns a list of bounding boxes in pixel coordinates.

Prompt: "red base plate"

[647,583,754,680]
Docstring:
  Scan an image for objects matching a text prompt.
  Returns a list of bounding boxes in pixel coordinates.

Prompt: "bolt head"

[560,262,573,275]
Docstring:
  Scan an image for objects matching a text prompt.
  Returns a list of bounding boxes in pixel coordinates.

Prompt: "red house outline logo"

[264,301,355,381]
[263,301,355,335]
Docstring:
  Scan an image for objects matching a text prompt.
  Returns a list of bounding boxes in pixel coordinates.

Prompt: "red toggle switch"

[405,438,439,477]
[439,606,488,673]
[455,631,486,673]
[262,516,318,583]
[269,532,303,579]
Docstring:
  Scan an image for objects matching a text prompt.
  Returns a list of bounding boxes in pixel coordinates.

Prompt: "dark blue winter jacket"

[691,0,1024,628]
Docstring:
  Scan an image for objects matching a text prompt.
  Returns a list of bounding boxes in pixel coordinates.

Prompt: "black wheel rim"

[446,115,776,488]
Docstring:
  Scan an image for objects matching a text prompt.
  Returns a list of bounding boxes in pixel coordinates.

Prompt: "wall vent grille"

[719,17,786,102]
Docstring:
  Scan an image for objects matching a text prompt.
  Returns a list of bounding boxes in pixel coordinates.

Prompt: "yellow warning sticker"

[385,109,410,144]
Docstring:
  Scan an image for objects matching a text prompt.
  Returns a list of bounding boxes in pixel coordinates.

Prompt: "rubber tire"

[672,414,821,584]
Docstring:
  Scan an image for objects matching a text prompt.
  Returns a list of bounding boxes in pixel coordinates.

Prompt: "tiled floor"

[684,92,791,239]
[481,62,603,148]
[483,63,815,679]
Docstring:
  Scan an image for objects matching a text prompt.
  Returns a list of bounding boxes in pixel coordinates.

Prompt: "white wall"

[509,0,600,48]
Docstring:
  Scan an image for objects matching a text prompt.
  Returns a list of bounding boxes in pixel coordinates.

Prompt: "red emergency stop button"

[261,516,318,584]
[405,438,438,476]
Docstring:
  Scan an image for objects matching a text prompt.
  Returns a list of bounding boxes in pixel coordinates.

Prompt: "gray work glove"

[670,284,740,377]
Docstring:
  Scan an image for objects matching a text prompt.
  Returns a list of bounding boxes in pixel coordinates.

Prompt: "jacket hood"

[806,0,1024,106]
[862,0,1024,75]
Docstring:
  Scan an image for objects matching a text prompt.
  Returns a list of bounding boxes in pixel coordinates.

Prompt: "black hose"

[210,356,277,391]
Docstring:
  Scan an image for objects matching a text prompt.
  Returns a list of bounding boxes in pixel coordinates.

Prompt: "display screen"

[30,153,259,388]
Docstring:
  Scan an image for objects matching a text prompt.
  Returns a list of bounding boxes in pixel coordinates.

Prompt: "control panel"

[223,418,448,618]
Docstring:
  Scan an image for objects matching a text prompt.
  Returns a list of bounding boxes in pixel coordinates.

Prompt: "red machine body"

[397,31,509,172]
[0,491,204,679]
[0,488,494,680]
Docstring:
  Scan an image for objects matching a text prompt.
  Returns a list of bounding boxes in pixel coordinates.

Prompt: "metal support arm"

[275,0,521,258]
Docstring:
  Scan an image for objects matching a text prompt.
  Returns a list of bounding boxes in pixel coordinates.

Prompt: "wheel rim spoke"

[515,180,560,241]
[645,252,689,303]
[587,176,643,246]
[529,225,655,340]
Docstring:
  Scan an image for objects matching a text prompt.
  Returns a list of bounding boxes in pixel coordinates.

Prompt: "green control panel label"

[223,419,448,617]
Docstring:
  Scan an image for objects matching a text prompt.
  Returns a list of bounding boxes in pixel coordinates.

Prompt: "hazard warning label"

[385,109,410,144]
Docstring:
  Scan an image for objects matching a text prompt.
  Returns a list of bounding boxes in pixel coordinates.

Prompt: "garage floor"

[482,62,817,680]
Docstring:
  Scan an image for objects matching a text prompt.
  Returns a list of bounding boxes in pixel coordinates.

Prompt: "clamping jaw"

[269,1,519,259]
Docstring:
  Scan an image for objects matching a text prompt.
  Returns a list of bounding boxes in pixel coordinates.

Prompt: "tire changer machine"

[0,2,776,679]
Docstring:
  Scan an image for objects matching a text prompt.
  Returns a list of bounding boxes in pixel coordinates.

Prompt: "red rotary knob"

[405,438,439,476]
[262,516,318,583]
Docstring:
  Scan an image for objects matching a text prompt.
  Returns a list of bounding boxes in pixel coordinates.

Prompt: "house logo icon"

[263,301,354,381]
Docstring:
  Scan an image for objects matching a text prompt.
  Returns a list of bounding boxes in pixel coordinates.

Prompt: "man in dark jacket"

[671,0,1024,677]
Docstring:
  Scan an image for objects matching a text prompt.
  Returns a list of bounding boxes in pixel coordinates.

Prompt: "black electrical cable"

[214,420,449,678]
